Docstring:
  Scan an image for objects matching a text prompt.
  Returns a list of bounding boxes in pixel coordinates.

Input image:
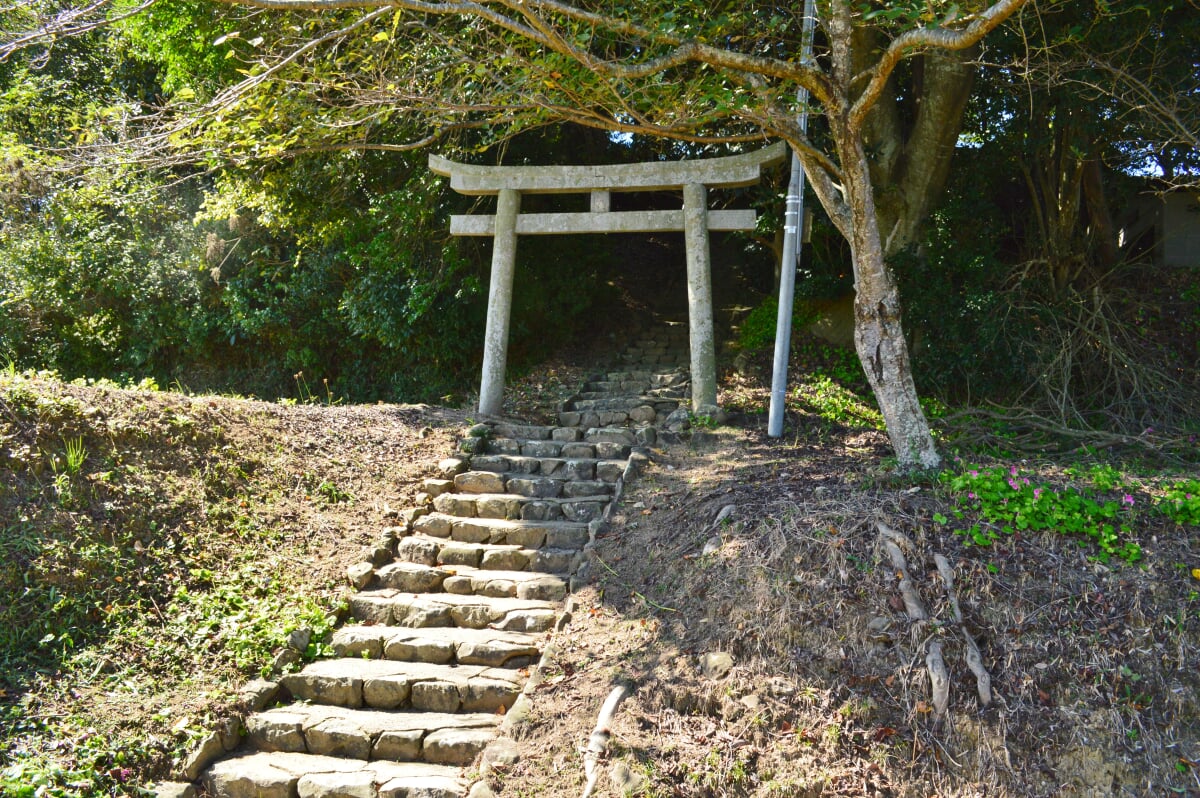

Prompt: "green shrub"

[737,296,816,351]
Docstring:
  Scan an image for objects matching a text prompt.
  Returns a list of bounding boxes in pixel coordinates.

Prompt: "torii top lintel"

[428,141,787,196]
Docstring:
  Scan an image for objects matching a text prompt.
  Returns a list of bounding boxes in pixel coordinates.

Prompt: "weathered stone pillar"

[682,182,717,411]
[478,188,521,415]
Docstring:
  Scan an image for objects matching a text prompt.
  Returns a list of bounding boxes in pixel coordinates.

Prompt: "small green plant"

[794,375,883,430]
[1157,479,1200,526]
[62,437,87,475]
[944,465,1142,563]
[1086,463,1125,492]
[317,480,353,504]
[736,297,815,351]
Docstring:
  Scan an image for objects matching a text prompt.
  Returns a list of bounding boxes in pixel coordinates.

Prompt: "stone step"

[279,658,525,713]
[451,470,615,499]
[350,589,559,632]
[483,436,634,459]
[468,454,626,483]
[583,380,652,392]
[551,409,636,427]
[482,437,636,461]
[203,751,466,798]
[489,422,556,440]
[246,704,500,765]
[432,491,610,523]
[621,353,686,365]
[576,390,644,400]
[568,396,653,411]
[373,561,568,601]
[396,533,581,573]
[599,370,655,381]
[413,513,590,548]
[331,625,543,667]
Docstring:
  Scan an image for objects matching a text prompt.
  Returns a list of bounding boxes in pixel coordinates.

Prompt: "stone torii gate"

[429,142,786,417]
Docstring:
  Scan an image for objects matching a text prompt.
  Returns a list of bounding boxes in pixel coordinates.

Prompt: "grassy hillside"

[0,369,466,795]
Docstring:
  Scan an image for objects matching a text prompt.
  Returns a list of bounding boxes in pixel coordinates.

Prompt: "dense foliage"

[0,0,1196,425]
[0,19,620,403]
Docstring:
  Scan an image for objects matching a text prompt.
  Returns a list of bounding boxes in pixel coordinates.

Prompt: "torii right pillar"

[682,182,718,411]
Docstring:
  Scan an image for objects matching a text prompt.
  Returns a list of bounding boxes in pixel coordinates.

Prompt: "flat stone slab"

[350,590,559,632]
[392,535,581,575]
[331,625,543,667]
[372,560,566,600]
[489,422,555,439]
[247,704,499,764]
[398,536,528,570]
[440,565,568,601]
[204,752,466,798]
[431,493,611,525]
[413,514,589,548]
[280,658,525,712]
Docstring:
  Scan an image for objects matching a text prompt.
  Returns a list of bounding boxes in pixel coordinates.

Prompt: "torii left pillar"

[683,182,717,410]
[479,188,521,416]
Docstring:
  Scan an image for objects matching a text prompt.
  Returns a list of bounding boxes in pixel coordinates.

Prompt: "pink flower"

[1033,488,1043,500]
[1122,494,1135,506]
[1010,466,1018,477]
[968,491,977,499]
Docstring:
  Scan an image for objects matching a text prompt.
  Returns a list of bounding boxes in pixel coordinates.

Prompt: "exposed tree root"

[935,554,993,707]
[878,522,928,622]
[877,521,950,726]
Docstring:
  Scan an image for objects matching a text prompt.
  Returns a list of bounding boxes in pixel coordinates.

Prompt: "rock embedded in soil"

[347,562,375,590]
[611,761,646,795]
[183,731,227,780]
[240,679,280,712]
[480,738,521,774]
[700,651,734,680]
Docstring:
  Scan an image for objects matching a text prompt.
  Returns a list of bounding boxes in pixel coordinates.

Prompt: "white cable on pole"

[767,0,816,438]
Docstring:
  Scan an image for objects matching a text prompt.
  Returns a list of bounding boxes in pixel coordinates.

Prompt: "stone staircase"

[166,322,692,798]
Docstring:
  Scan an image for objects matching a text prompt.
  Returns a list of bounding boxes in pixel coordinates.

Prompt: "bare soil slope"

[491,425,1200,798]
[2,367,1198,797]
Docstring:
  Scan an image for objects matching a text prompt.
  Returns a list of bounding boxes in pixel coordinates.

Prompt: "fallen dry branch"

[939,405,1196,461]
[580,685,628,798]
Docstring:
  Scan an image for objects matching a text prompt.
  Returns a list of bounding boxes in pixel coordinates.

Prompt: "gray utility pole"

[768,0,816,438]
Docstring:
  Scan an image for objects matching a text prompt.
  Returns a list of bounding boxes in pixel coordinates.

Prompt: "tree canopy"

[2,0,1197,461]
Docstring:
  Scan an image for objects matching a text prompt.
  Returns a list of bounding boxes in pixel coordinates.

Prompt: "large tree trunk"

[836,123,941,469]
[799,3,942,470]
[855,39,978,257]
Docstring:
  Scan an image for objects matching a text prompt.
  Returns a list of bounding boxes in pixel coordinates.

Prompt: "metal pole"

[767,0,816,438]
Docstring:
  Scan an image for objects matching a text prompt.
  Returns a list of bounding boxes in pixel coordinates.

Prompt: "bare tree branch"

[850,0,1028,128]
[1,0,156,62]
